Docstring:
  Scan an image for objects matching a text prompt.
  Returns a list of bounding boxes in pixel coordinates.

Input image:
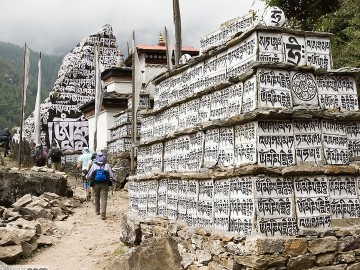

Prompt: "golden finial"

[158,32,165,46]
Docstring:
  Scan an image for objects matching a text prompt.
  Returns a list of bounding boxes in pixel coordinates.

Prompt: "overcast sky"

[0,0,266,57]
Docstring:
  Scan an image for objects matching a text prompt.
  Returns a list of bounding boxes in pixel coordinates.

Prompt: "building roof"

[136,44,199,52]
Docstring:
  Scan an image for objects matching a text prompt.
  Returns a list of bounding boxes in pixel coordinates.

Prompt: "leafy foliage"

[267,0,341,30]
[0,42,64,129]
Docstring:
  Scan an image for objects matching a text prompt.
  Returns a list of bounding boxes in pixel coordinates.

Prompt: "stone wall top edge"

[151,25,334,85]
[128,163,360,181]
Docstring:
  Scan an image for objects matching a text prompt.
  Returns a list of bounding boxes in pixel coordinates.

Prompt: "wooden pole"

[130,31,136,175]
[18,44,27,168]
[173,0,182,65]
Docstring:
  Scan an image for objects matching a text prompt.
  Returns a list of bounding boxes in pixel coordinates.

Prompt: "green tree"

[267,0,341,30]
[314,0,360,69]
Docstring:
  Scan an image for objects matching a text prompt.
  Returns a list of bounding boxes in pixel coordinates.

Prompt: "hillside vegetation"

[0,42,63,129]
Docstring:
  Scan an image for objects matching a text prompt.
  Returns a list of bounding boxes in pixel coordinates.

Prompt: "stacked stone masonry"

[121,212,360,270]
[129,13,360,237]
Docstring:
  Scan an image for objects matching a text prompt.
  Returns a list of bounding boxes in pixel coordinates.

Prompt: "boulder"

[0,227,36,246]
[11,194,34,210]
[18,206,53,220]
[119,212,142,246]
[0,168,70,207]
[6,218,41,235]
[109,237,182,270]
[21,236,38,257]
[0,245,23,264]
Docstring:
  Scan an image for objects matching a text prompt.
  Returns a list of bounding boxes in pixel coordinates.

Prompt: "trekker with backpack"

[86,152,114,220]
[48,141,63,171]
[31,143,48,167]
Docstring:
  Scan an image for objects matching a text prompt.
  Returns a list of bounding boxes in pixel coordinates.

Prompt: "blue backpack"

[93,166,109,183]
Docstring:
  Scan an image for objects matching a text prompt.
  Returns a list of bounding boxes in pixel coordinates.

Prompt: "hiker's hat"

[95,152,105,163]
[82,147,89,154]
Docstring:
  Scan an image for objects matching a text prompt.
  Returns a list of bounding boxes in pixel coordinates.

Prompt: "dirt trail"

[20,176,129,270]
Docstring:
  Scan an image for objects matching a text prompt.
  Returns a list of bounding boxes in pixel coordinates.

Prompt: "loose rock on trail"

[19,176,129,270]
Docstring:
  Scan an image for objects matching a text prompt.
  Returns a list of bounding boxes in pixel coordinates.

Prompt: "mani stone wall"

[22,25,118,156]
[120,212,360,270]
[128,12,360,237]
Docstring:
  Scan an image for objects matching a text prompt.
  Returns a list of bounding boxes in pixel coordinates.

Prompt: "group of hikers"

[1,130,114,220]
[31,141,64,169]
[32,144,114,220]
[77,147,114,220]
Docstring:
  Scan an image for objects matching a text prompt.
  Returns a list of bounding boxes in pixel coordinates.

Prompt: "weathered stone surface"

[153,225,168,237]
[234,254,286,270]
[11,194,34,210]
[167,222,178,235]
[0,227,36,246]
[196,249,212,264]
[36,218,57,236]
[245,237,284,255]
[336,251,356,264]
[27,198,50,209]
[191,234,204,249]
[203,240,224,256]
[0,245,23,264]
[338,236,360,252]
[224,242,246,255]
[308,265,347,270]
[315,253,336,266]
[287,254,316,270]
[111,157,130,189]
[18,205,53,220]
[284,238,308,256]
[308,236,338,254]
[6,218,41,234]
[2,208,21,220]
[347,262,360,270]
[0,168,70,207]
[21,236,38,257]
[181,252,196,269]
[36,235,55,248]
[109,237,182,270]
[119,212,141,246]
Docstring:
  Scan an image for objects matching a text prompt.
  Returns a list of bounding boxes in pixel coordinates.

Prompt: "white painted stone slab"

[230,176,254,198]
[328,176,357,198]
[242,76,257,113]
[283,34,306,66]
[347,122,360,158]
[298,215,331,229]
[229,217,254,235]
[257,120,295,167]
[256,196,295,218]
[330,198,360,219]
[290,71,318,106]
[258,217,298,236]
[227,82,243,118]
[294,176,329,197]
[295,196,331,217]
[255,176,294,197]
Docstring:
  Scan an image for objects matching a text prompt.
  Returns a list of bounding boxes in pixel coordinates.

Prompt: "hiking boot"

[95,210,100,215]
[101,215,106,220]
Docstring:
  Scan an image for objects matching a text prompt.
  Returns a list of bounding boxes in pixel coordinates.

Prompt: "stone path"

[20,177,129,270]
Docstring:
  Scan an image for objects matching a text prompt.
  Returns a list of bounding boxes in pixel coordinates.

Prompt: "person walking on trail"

[31,143,48,167]
[0,128,11,157]
[86,152,114,220]
[85,152,97,201]
[48,141,63,171]
[77,147,93,197]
